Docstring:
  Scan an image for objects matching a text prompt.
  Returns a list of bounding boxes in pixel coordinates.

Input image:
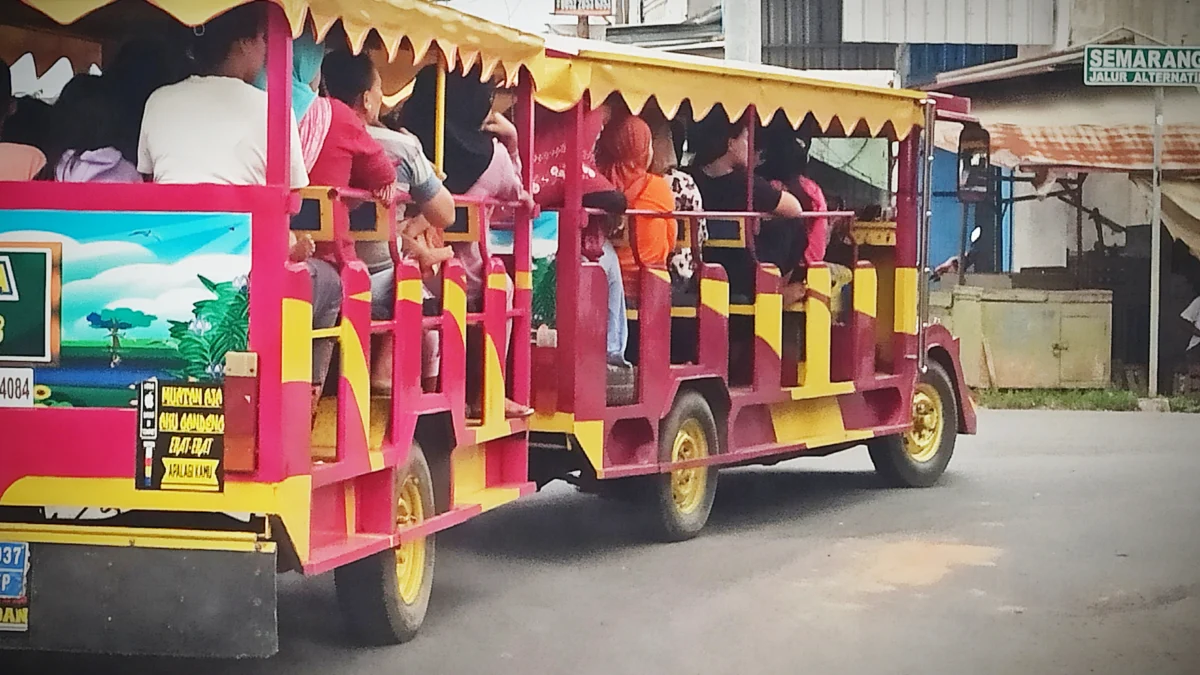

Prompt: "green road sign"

[1084,45,1200,86]
[0,243,61,364]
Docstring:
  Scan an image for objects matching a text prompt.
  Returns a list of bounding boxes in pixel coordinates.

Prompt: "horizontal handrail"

[583,207,857,220]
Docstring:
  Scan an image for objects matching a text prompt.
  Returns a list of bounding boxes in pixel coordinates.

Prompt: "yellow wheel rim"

[905,382,945,463]
[670,419,709,516]
[394,473,426,605]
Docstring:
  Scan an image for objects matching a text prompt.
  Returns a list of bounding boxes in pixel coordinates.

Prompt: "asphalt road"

[11,410,1200,674]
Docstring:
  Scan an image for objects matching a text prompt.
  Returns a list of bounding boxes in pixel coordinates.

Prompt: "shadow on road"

[440,465,894,563]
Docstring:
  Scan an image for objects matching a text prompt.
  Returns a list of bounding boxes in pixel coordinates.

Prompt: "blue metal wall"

[903,43,1018,87]
[929,149,1013,273]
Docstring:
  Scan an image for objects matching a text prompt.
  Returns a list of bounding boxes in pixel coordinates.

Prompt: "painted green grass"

[974,388,1200,413]
[62,340,182,362]
[39,384,137,408]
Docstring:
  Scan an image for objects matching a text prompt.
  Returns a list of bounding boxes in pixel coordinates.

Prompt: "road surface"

[11,410,1200,674]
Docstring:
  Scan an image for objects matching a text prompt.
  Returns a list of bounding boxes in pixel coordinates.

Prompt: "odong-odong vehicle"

[0,0,544,657]
[522,37,978,540]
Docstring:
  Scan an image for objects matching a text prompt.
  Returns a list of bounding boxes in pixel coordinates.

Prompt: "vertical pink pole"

[895,135,918,269]
[265,5,292,188]
[512,70,535,405]
[556,100,585,413]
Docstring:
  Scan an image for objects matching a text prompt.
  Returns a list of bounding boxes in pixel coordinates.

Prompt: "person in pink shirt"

[0,60,47,182]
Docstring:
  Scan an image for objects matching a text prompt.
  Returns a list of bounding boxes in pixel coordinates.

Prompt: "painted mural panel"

[0,210,250,408]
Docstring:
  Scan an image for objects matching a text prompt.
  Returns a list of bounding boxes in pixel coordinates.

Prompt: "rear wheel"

[335,443,436,645]
[869,361,958,487]
[647,391,719,541]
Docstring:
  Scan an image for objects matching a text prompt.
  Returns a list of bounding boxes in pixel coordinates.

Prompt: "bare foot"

[504,398,534,418]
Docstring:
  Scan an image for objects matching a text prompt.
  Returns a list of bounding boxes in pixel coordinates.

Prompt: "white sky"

[447,0,562,33]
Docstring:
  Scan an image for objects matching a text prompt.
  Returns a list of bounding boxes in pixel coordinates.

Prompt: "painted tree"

[86,308,157,367]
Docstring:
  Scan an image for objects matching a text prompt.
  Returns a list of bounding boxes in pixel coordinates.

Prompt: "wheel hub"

[395,473,426,604]
[671,419,709,515]
[904,383,944,463]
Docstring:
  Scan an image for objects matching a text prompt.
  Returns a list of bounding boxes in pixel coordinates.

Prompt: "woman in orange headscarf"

[595,113,677,300]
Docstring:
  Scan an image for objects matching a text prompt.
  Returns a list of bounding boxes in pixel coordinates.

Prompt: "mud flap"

[0,543,277,658]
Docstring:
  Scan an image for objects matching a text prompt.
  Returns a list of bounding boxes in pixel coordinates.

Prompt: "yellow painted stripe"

[572,420,606,479]
[515,269,532,290]
[338,320,381,471]
[458,486,524,512]
[399,277,424,303]
[699,276,729,317]
[344,481,357,535]
[0,523,275,553]
[755,297,783,357]
[854,266,878,318]
[802,266,834,386]
[451,443,486,507]
[350,291,372,303]
[768,398,874,447]
[281,298,313,384]
[530,410,577,433]
[894,266,919,335]
[482,332,505,423]
[2,476,312,562]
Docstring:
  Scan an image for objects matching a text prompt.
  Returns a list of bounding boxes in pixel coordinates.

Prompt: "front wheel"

[335,442,436,645]
[647,391,720,541]
[869,361,958,488]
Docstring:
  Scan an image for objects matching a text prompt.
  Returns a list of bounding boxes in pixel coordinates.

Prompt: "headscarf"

[253,32,329,170]
[252,31,325,120]
[595,113,654,204]
[402,66,496,195]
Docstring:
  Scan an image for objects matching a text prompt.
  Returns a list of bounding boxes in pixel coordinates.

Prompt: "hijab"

[251,31,325,120]
[403,66,496,195]
[253,32,329,170]
[595,113,654,204]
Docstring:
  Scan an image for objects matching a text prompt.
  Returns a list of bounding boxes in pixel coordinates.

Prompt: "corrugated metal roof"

[935,122,1200,172]
[842,0,1055,45]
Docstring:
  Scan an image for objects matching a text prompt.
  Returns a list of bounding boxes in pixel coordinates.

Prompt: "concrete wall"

[1070,0,1200,46]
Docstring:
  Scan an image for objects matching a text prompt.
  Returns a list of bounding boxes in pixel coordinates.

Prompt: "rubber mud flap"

[0,542,277,658]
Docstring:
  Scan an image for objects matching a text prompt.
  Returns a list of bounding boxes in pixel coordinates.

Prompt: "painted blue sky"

[1,210,251,341]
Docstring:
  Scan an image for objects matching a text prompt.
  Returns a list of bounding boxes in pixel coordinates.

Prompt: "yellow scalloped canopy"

[16,0,545,85]
[534,37,927,139]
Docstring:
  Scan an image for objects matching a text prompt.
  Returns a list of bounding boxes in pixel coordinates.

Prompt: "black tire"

[647,390,720,541]
[335,443,436,645]
[869,361,958,488]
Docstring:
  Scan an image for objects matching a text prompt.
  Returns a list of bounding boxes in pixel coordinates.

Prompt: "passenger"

[531,103,633,367]
[646,113,707,295]
[137,3,307,187]
[595,113,677,303]
[252,31,331,173]
[403,67,533,417]
[43,75,140,182]
[0,60,46,181]
[104,38,190,165]
[686,113,803,303]
[321,50,457,393]
[136,5,332,407]
[759,132,829,305]
[2,96,53,158]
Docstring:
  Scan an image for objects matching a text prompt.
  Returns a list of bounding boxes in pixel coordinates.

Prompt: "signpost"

[552,0,613,38]
[1084,44,1200,398]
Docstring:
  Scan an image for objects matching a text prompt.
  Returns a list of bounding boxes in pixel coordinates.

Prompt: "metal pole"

[577,15,589,38]
[1148,86,1164,398]
[917,100,937,373]
[957,201,969,286]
